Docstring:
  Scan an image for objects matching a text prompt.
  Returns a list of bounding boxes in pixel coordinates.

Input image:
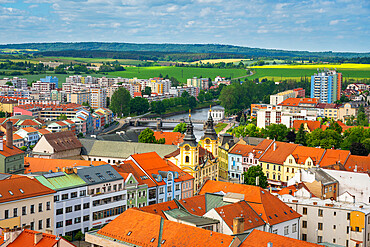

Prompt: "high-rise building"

[311,69,342,103]
[40,76,59,88]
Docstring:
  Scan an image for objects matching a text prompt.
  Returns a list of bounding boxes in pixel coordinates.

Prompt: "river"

[125,106,224,141]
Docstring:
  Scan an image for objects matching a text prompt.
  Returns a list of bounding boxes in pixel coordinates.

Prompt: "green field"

[34,56,145,65]
[108,66,248,83]
[248,67,370,80]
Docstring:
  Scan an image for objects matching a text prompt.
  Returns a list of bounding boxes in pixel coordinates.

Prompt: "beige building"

[0,175,55,233]
[90,88,106,109]
[338,102,358,122]
[67,90,90,105]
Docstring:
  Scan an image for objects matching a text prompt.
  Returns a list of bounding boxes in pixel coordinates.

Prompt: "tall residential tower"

[311,69,342,103]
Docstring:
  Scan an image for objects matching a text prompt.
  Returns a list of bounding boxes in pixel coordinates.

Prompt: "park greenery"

[173,123,187,134]
[138,128,165,144]
[243,165,268,188]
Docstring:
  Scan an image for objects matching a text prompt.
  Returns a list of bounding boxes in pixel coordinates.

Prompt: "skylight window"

[84,175,95,182]
[0,194,2,198]
[274,214,278,217]
[127,231,132,236]
[8,191,13,195]
[150,238,156,242]
[268,216,272,219]
[106,171,116,178]
[161,240,166,244]
[19,189,24,193]
[96,173,106,180]
[290,210,293,213]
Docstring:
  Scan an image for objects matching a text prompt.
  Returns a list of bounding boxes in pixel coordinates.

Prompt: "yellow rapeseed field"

[251,63,370,70]
[191,58,249,64]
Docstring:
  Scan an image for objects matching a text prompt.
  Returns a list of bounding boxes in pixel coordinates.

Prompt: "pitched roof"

[0,143,24,157]
[241,229,321,247]
[319,149,351,167]
[278,98,318,107]
[259,141,298,165]
[95,208,236,247]
[344,155,370,173]
[76,164,123,185]
[13,134,23,141]
[229,144,255,156]
[214,201,265,231]
[37,129,51,135]
[24,157,107,174]
[0,176,55,204]
[35,172,87,191]
[80,139,177,159]
[19,127,38,133]
[113,160,157,188]
[139,200,179,219]
[290,146,326,165]
[199,180,301,226]
[18,119,40,126]
[293,120,321,131]
[177,195,207,216]
[4,229,74,247]
[42,131,82,152]
[153,131,184,145]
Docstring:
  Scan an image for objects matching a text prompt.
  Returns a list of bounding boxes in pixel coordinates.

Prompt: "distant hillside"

[1,42,369,58]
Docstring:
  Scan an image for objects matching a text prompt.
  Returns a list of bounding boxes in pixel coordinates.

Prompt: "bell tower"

[179,110,199,175]
[200,106,218,156]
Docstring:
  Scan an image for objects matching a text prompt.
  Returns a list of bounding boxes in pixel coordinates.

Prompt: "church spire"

[180,109,197,147]
[202,106,217,140]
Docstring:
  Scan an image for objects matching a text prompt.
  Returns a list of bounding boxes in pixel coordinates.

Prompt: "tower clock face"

[185,145,190,151]
[205,139,210,144]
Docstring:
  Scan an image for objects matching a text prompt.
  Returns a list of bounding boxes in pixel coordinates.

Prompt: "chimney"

[4,228,21,243]
[232,217,245,234]
[256,176,259,186]
[6,121,13,149]
[354,165,357,172]
[0,131,4,151]
[34,232,43,245]
[273,142,276,151]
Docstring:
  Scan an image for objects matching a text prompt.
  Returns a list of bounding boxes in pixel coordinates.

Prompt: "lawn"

[248,64,370,80]
[215,123,228,133]
[108,66,248,83]
[33,56,145,65]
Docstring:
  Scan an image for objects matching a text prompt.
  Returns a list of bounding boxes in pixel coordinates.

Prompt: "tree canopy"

[243,166,268,188]
[173,122,187,134]
[109,88,131,117]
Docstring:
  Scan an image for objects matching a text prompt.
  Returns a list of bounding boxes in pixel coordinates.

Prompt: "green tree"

[295,124,307,145]
[150,101,165,115]
[0,111,5,118]
[286,130,296,143]
[170,77,180,87]
[109,88,131,117]
[82,101,90,108]
[306,129,342,149]
[74,231,84,247]
[239,114,246,126]
[138,128,156,143]
[5,81,13,86]
[327,121,342,134]
[181,91,190,98]
[357,105,369,126]
[243,166,268,188]
[350,142,369,156]
[62,235,72,242]
[341,127,370,150]
[188,96,197,109]
[173,122,187,134]
[129,97,149,115]
[142,86,152,96]
[264,124,288,141]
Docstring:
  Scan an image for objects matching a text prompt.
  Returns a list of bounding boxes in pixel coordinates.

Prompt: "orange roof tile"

[97,208,236,247]
[199,180,301,225]
[229,144,255,156]
[279,98,318,107]
[0,176,55,204]
[0,143,24,157]
[293,120,321,131]
[13,134,23,140]
[290,146,326,165]
[177,195,206,216]
[319,149,350,167]
[113,160,157,188]
[139,200,179,219]
[241,229,321,247]
[37,129,51,135]
[18,119,39,126]
[20,127,38,133]
[6,229,70,247]
[344,155,370,173]
[24,157,107,174]
[214,201,265,231]
[153,131,184,145]
[259,141,298,165]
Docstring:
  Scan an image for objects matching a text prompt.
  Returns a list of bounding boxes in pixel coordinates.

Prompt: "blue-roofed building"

[40,76,59,88]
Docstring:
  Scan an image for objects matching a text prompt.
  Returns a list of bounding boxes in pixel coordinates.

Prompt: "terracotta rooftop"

[0,176,55,204]
[344,155,370,173]
[18,119,40,126]
[96,208,236,247]
[113,160,157,188]
[293,120,321,131]
[139,200,179,219]
[241,229,321,247]
[20,127,38,133]
[177,194,206,216]
[153,131,184,145]
[259,141,298,165]
[37,129,51,135]
[199,180,301,226]
[5,229,73,247]
[319,149,351,167]
[290,146,326,165]
[0,142,24,157]
[24,157,107,174]
[278,98,317,106]
[229,144,255,156]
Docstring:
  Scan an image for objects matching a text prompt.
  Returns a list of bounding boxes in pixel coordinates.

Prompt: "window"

[30,205,35,214]
[80,190,86,196]
[175,184,180,191]
[75,205,81,211]
[65,219,72,226]
[83,203,90,209]
[56,208,63,215]
[317,236,322,243]
[318,223,323,230]
[46,202,51,211]
[159,187,164,194]
[273,165,276,171]
[286,167,289,173]
[46,218,51,228]
[62,194,68,200]
[56,221,63,228]
[96,173,106,180]
[302,207,307,215]
[302,220,307,228]
[334,211,336,216]
[292,224,297,233]
[347,226,350,234]
[66,206,72,213]
[318,209,323,217]
[83,215,90,221]
[13,208,18,217]
[54,195,59,202]
[4,210,9,219]
[84,175,95,182]
[30,222,34,230]
[22,206,26,216]
[284,226,289,235]
[185,156,189,163]
[355,227,359,232]
[71,192,77,198]
[302,234,307,241]
[266,164,269,169]
[272,229,278,234]
[38,203,43,212]
[347,213,350,220]
[38,220,42,230]
[74,217,81,224]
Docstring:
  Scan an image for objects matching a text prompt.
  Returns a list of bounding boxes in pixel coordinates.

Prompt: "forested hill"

[1,42,369,58]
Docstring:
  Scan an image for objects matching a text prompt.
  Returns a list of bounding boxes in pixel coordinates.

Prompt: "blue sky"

[0,0,369,52]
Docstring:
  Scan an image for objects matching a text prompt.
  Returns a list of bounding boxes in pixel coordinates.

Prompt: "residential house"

[32,131,83,159]
[343,155,370,174]
[0,175,55,233]
[217,133,237,180]
[228,144,255,182]
[15,127,40,147]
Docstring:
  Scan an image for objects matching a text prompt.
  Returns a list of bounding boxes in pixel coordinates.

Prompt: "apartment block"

[90,88,106,109]
[311,69,342,103]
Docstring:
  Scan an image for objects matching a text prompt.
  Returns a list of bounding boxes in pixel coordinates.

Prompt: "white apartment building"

[169,86,198,97]
[32,81,56,92]
[257,105,317,128]
[270,90,297,106]
[279,194,370,247]
[90,88,106,109]
[187,77,209,90]
[10,77,28,89]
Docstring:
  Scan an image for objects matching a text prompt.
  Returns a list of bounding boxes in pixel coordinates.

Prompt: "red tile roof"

[153,131,184,145]
[6,229,74,247]
[259,141,298,165]
[214,201,265,231]
[24,157,107,174]
[0,176,55,204]
[177,195,206,216]
[319,149,350,167]
[344,155,370,173]
[241,229,321,247]
[97,208,236,247]
[18,119,39,126]
[113,160,157,188]
[0,142,24,157]
[20,127,38,133]
[199,180,301,226]
[290,146,326,165]
[293,120,321,131]
[139,200,179,219]
[37,129,51,135]
[41,131,82,152]
[278,98,318,107]
[229,144,255,156]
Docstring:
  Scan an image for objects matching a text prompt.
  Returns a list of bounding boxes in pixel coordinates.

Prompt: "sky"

[0,0,369,52]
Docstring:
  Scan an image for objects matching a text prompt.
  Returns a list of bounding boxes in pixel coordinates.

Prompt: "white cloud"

[185,20,195,28]
[330,20,340,25]
[200,7,211,17]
